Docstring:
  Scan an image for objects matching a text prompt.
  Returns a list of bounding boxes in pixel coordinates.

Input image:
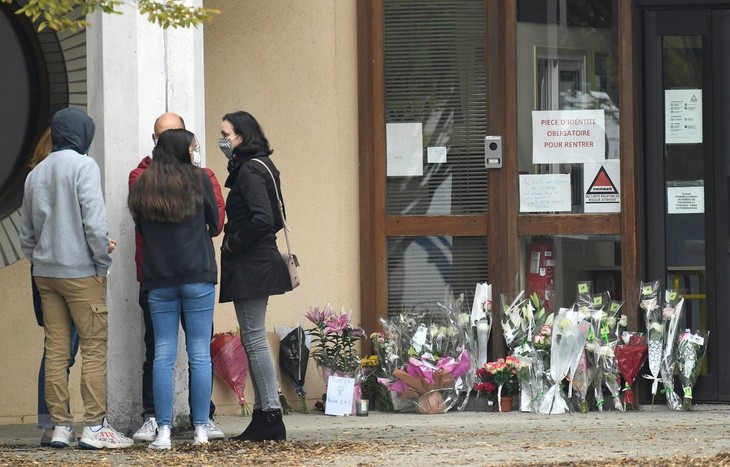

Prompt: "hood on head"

[51,108,95,154]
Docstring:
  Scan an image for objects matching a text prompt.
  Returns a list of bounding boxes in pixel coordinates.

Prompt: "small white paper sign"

[583,160,621,213]
[519,174,571,212]
[667,185,704,214]
[532,109,606,163]
[427,146,447,163]
[665,89,702,144]
[687,333,705,346]
[386,122,423,177]
[324,376,356,416]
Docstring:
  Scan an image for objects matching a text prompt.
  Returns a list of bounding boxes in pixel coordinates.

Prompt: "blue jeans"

[38,328,80,429]
[148,282,214,426]
[234,297,281,411]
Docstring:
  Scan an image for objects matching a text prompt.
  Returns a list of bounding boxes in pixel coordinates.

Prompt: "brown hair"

[128,129,204,223]
[29,127,52,168]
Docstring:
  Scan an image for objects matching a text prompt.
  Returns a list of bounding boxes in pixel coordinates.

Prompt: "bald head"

[153,112,186,140]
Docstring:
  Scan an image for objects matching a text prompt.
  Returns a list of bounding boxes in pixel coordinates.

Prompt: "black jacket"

[219,150,291,302]
[137,172,219,291]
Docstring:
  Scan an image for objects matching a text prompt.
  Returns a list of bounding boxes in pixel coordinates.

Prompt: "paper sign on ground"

[532,109,606,163]
[386,122,423,177]
[665,89,702,144]
[324,376,356,416]
[519,174,571,213]
[583,160,621,213]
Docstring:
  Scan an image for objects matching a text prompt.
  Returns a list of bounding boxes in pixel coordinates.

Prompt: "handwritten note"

[325,376,356,416]
[519,174,571,213]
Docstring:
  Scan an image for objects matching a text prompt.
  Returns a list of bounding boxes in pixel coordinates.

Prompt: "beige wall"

[0,0,359,424]
[203,0,360,414]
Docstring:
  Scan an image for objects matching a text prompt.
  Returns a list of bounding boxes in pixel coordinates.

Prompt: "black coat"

[219,150,291,302]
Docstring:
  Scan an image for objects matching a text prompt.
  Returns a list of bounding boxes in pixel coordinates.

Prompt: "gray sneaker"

[50,425,76,448]
[132,417,158,442]
[79,418,134,449]
[205,419,225,440]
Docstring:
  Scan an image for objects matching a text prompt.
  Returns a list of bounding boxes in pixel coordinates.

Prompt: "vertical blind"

[383,0,488,216]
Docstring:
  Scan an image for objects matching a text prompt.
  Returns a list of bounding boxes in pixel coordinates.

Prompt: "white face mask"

[192,147,201,167]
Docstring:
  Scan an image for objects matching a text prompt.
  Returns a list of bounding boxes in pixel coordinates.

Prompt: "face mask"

[192,148,201,167]
[218,137,234,159]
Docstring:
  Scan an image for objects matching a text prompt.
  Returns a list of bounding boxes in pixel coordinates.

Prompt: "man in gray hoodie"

[20,108,133,450]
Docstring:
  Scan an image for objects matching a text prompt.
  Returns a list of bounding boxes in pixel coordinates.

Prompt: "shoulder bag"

[250,158,300,289]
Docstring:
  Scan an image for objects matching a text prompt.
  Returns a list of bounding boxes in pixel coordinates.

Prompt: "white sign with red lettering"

[532,109,606,164]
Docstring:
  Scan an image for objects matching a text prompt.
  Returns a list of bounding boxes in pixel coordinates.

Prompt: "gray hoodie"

[20,108,111,278]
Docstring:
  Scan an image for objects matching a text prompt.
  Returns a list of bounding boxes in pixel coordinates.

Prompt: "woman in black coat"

[217,111,291,442]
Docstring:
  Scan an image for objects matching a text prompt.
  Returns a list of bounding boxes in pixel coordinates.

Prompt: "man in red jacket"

[129,112,226,442]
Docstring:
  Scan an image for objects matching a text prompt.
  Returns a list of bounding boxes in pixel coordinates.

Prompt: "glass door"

[643,9,730,401]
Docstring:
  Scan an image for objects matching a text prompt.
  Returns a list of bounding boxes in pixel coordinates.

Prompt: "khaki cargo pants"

[35,276,108,426]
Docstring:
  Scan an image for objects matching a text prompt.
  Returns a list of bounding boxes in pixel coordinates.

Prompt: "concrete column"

[86,1,205,432]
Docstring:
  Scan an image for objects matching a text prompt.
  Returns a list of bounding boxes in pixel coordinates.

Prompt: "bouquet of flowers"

[500,290,533,353]
[471,282,493,367]
[361,354,394,412]
[539,312,590,414]
[659,290,685,411]
[305,304,366,414]
[275,324,311,413]
[473,366,498,406]
[210,328,251,415]
[476,356,519,412]
[677,329,710,410]
[615,331,648,411]
[378,290,474,414]
[591,339,623,411]
[640,280,663,406]
[571,349,594,413]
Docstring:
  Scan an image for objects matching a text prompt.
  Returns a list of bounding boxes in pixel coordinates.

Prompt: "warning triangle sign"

[586,166,618,194]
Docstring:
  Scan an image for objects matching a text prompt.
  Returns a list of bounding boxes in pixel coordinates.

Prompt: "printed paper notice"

[519,174,571,213]
[583,160,621,213]
[324,376,356,416]
[427,146,447,163]
[665,89,702,144]
[386,123,423,177]
[667,184,704,214]
[532,109,606,164]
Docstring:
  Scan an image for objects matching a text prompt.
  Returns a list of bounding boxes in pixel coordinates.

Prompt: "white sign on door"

[532,109,606,164]
[665,89,702,144]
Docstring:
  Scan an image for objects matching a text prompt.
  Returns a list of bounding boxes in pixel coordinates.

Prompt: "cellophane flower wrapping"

[471,282,492,367]
[615,331,648,411]
[571,349,594,413]
[377,288,474,414]
[211,329,251,415]
[660,291,685,411]
[592,339,623,411]
[305,304,366,415]
[677,329,710,410]
[539,311,590,414]
[640,280,663,403]
[500,290,533,353]
[275,324,311,413]
[516,293,554,412]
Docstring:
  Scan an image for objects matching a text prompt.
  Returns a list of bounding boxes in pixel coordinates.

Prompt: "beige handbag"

[251,158,300,289]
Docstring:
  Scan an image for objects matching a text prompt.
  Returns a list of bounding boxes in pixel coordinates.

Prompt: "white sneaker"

[133,417,158,442]
[79,418,134,450]
[148,425,171,450]
[193,424,209,445]
[50,425,76,448]
[205,419,225,440]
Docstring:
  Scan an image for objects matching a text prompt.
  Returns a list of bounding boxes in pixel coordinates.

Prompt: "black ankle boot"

[232,409,286,442]
[231,409,262,441]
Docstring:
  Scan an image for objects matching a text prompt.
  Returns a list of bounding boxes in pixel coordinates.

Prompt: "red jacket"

[128,156,226,282]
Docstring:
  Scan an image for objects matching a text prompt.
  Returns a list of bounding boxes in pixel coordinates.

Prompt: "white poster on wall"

[665,89,702,145]
[583,160,621,213]
[427,146,447,163]
[532,109,606,163]
[519,174,571,213]
[386,122,423,177]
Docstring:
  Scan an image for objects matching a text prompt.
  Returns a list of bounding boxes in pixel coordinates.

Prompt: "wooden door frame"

[357,0,642,348]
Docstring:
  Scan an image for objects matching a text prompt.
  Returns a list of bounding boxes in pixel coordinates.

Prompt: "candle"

[356,399,369,416]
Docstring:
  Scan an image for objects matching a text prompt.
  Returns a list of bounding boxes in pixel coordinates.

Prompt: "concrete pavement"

[1,404,730,465]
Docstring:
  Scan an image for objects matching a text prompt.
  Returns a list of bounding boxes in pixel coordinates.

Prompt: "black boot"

[230,409,262,441]
[231,409,286,442]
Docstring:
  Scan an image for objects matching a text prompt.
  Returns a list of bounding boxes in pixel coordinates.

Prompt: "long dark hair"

[128,128,204,223]
[223,111,273,156]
